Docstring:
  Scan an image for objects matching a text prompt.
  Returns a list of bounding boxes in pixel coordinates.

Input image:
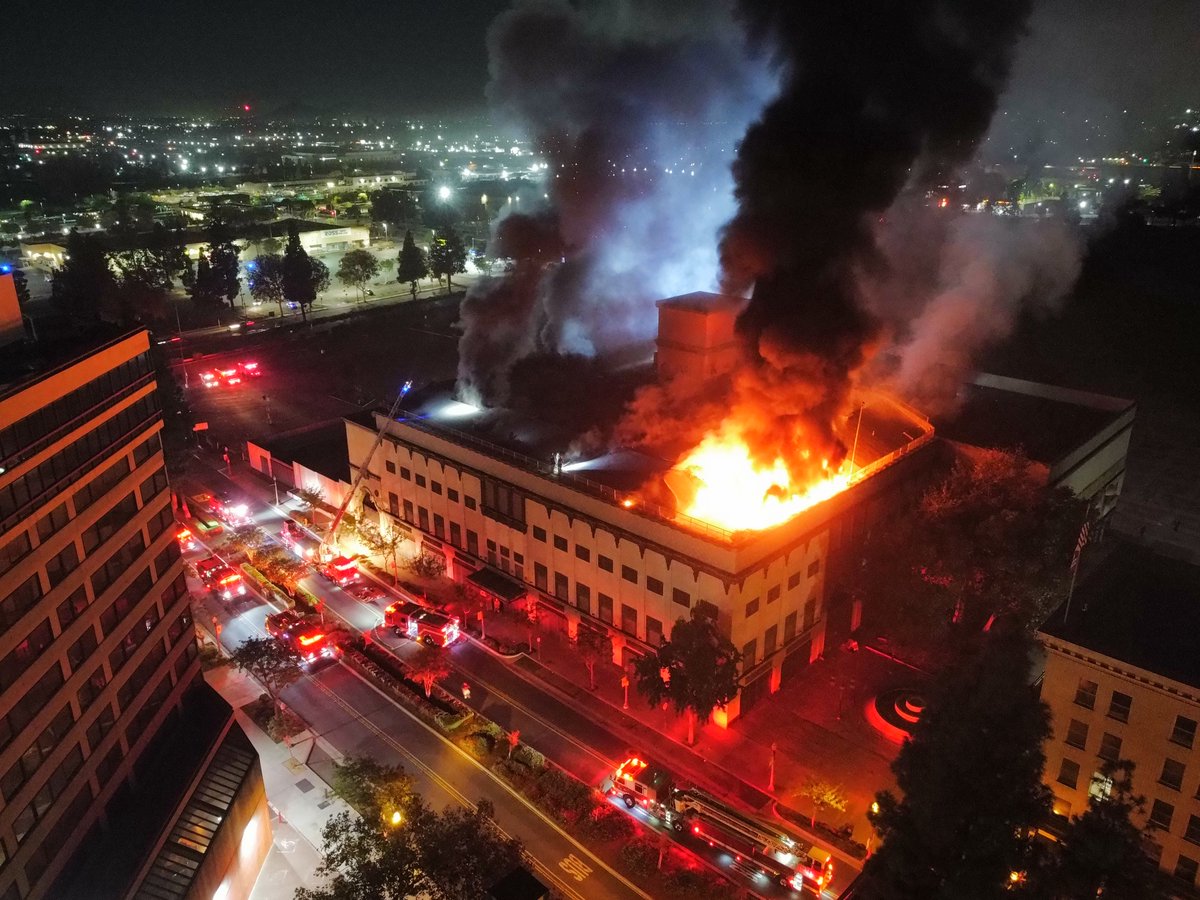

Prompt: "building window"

[465,496,477,511]
[400,467,411,481]
[1150,799,1174,830]
[767,585,780,604]
[764,625,778,656]
[784,612,797,643]
[1074,679,1098,710]
[1065,719,1088,750]
[1172,716,1198,750]
[385,460,396,474]
[449,523,462,548]
[37,504,70,543]
[1057,758,1080,789]
[575,545,590,562]
[803,597,816,629]
[599,555,614,573]
[621,565,638,584]
[403,500,414,522]
[646,577,664,596]
[0,531,33,578]
[787,572,800,590]
[1176,855,1199,886]
[576,583,591,615]
[745,597,760,618]
[46,542,80,587]
[415,474,427,488]
[1186,816,1200,846]
[534,563,548,591]
[433,514,445,539]
[672,588,690,608]
[487,539,497,565]
[621,604,638,636]
[431,481,442,495]
[554,572,569,601]
[1162,759,1186,792]
[1098,732,1122,763]
[807,559,820,577]
[466,530,478,557]
[647,617,663,647]
[388,492,400,517]
[448,488,459,502]
[532,526,547,542]
[553,535,568,551]
[743,639,757,668]
[1108,691,1132,723]
[598,593,614,625]
[418,507,429,532]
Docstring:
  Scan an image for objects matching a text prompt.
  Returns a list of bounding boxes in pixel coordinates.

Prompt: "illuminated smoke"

[456,0,777,405]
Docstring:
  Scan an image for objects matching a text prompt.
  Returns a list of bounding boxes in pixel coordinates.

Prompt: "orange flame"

[676,431,851,532]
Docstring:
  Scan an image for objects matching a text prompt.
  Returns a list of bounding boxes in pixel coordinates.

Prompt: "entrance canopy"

[468,567,527,604]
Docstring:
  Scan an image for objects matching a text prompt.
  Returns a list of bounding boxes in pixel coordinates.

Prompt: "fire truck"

[265,610,339,665]
[384,600,461,647]
[606,757,834,895]
[195,556,247,600]
[320,556,359,586]
[176,527,198,551]
[279,522,319,561]
[192,492,252,528]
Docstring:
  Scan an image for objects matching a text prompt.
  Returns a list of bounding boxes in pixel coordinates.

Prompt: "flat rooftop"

[1040,540,1200,690]
[0,325,138,400]
[656,291,746,314]
[260,420,351,483]
[937,373,1134,467]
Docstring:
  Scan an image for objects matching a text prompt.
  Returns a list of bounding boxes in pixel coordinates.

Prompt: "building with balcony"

[0,315,267,899]
[1040,541,1200,894]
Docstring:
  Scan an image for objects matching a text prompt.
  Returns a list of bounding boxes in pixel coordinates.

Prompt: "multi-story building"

[1040,541,1200,893]
[0,316,267,899]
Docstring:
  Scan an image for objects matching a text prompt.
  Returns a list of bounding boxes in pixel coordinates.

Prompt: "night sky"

[12,0,1200,127]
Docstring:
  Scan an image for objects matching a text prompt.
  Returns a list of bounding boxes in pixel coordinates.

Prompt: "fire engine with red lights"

[279,521,319,561]
[176,527,197,551]
[605,756,834,894]
[265,610,339,665]
[195,556,247,601]
[384,600,460,647]
[320,555,359,586]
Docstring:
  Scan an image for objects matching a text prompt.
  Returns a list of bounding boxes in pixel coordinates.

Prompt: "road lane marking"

[559,853,593,882]
[329,662,653,900]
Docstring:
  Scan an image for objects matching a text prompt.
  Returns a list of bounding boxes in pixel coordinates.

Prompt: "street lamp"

[437,185,452,202]
[390,810,402,827]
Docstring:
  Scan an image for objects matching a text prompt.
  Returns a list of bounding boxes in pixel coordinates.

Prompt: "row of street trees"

[247,220,330,321]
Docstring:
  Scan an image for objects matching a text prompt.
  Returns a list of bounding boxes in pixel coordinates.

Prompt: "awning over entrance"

[468,567,527,603]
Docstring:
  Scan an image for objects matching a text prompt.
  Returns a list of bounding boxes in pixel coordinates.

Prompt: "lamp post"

[768,741,777,791]
[621,674,630,710]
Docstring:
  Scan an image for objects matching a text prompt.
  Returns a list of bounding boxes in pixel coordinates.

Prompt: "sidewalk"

[204,656,351,900]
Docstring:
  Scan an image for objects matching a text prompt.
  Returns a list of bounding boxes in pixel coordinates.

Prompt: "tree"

[190,254,223,310]
[204,215,241,306]
[408,645,451,698]
[864,632,1052,900]
[51,229,115,318]
[403,550,446,579]
[147,223,193,288]
[633,604,741,745]
[282,220,318,322]
[247,253,287,317]
[1049,760,1158,900]
[427,227,467,292]
[331,756,415,821]
[226,524,269,559]
[576,628,612,690]
[229,636,303,720]
[473,255,496,276]
[105,253,170,326]
[396,230,428,300]
[797,778,848,829]
[296,487,326,523]
[336,248,379,302]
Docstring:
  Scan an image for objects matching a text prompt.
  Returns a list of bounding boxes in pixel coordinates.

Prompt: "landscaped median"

[342,640,742,900]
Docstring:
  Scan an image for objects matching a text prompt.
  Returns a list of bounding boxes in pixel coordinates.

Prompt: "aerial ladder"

[321,380,411,560]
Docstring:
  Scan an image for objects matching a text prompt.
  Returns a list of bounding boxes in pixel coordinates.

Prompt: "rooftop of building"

[937,372,1134,467]
[19,217,359,251]
[655,291,747,314]
[259,419,351,483]
[1040,540,1200,690]
[0,323,139,400]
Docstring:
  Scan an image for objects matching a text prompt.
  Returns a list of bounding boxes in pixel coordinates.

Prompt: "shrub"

[535,767,593,821]
[580,803,635,843]
[294,585,321,612]
[266,709,306,743]
[619,837,661,878]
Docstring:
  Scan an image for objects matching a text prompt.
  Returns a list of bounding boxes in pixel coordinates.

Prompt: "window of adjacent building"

[767,585,781,604]
[415,474,427,487]
[1108,691,1132,723]
[621,565,638,584]
[385,460,396,474]
[1057,758,1080,789]
[621,604,637,636]
[598,593,614,625]
[1074,679,1098,710]
[784,611,797,643]
[554,572,569,601]
[764,625,778,656]
[0,530,33,578]
[403,500,415,523]
[486,540,497,565]
[534,563,548,591]
[743,639,757,669]
[56,586,90,630]
[36,503,70,544]
[449,522,462,548]
[803,597,816,629]
[2,574,43,631]
[553,535,568,552]
[465,496,477,511]
[417,507,429,532]
[532,526,547,542]
[400,466,411,480]
[1176,855,1199,886]
[647,577,664,596]
[431,481,442,495]
[388,492,400,517]
[1186,815,1200,846]
[787,572,801,591]
[745,597,760,618]
[466,530,479,557]
[576,583,591,615]
[1065,719,1088,750]
[448,488,459,502]
[433,514,445,539]
[599,555,614,573]
[1162,759,1186,792]
[807,559,820,577]
[45,541,80,588]
[575,545,590,562]
[1098,732,1122,763]
[672,588,690,608]
[647,617,663,647]
[1150,799,1174,830]
[1172,716,1198,750]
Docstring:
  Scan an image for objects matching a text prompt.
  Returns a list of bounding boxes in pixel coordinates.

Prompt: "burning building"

[345,296,934,721]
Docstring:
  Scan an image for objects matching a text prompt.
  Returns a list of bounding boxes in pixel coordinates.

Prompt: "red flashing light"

[385,603,397,613]
[693,824,701,834]
[298,633,324,646]
[219,574,241,585]
[243,104,251,111]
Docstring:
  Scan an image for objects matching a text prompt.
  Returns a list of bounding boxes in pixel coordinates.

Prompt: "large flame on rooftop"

[675,430,852,533]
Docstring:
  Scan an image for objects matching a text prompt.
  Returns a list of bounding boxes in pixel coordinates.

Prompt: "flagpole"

[1063,516,1092,624]
[1063,560,1080,623]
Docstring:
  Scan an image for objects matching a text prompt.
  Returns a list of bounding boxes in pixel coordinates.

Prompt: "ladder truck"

[319,380,411,562]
